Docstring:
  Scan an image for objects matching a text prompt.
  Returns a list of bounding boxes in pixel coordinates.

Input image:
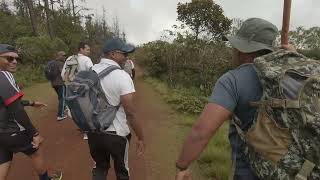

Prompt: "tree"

[177,0,231,41]
[43,0,54,39]
[229,18,243,36]
[0,0,10,14]
[288,26,320,50]
[23,0,38,36]
[112,16,120,38]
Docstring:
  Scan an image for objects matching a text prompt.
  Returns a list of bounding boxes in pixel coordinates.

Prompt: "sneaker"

[83,133,88,140]
[57,116,67,121]
[50,171,62,180]
[65,107,72,118]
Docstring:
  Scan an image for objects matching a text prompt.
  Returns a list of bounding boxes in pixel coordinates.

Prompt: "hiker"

[0,44,62,180]
[45,51,67,121]
[88,38,145,180]
[175,18,281,180]
[61,42,93,140]
[123,57,135,80]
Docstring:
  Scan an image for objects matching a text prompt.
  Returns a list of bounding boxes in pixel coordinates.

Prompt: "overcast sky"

[86,0,320,45]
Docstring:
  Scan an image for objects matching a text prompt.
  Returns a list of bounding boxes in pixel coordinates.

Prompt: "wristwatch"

[176,162,188,171]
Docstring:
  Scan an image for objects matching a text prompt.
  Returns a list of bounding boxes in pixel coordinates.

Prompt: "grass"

[145,77,231,180]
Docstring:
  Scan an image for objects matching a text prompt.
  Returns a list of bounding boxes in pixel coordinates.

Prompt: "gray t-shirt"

[208,64,262,175]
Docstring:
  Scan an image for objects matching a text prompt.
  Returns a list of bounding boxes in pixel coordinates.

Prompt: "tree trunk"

[43,0,54,39]
[24,0,38,36]
[71,0,76,23]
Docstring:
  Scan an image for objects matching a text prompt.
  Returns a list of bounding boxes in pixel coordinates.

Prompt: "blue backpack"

[65,65,120,132]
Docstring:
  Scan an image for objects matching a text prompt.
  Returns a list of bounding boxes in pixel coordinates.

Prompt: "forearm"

[176,127,211,168]
[7,100,38,135]
[127,112,144,141]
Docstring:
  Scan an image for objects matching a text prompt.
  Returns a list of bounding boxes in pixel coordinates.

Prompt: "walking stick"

[281,0,292,46]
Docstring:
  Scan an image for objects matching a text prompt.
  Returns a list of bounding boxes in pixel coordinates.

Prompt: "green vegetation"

[0,0,124,86]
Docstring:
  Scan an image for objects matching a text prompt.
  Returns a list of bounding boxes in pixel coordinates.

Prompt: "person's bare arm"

[176,103,231,169]
[121,93,144,141]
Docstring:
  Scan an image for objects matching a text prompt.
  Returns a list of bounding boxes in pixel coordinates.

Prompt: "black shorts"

[0,131,38,164]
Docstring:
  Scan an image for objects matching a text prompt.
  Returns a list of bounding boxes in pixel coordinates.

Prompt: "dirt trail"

[7,69,193,180]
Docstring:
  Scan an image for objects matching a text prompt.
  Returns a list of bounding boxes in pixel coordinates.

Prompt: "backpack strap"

[295,159,316,180]
[96,65,121,107]
[250,98,300,109]
[98,65,120,79]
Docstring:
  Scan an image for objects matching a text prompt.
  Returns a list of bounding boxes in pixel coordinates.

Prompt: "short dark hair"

[78,42,89,51]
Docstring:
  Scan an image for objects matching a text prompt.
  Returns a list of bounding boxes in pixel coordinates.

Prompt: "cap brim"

[120,44,135,53]
[226,36,274,53]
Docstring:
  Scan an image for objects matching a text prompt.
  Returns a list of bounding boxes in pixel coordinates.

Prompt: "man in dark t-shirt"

[48,51,67,121]
[175,18,281,180]
[0,44,62,180]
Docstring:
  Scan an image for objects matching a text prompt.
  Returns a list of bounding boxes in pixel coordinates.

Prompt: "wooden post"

[281,0,292,45]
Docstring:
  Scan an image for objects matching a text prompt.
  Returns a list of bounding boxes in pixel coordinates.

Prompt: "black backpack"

[44,60,58,81]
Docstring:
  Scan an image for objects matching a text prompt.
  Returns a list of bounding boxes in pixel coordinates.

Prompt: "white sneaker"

[65,107,72,118]
[83,133,88,140]
[57,116,67,121]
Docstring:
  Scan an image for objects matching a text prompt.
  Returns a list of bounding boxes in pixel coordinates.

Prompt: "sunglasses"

[0,56,21,62]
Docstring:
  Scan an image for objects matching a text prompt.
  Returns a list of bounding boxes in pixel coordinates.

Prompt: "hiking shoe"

[83,133,88,140]
[50,171,62,180]
[65,107,72,118]
[57,116,67,121]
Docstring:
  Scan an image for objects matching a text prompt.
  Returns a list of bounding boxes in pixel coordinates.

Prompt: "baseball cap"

[102,38,135,54]
[0,44,16,54]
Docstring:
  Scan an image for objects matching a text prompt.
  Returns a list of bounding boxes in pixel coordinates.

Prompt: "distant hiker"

[0,44,62,180]
[61,42,93,83]
[87,38,144,180]
[175,18,279,180]
[61,42,93,140]
[45,51,67,121]
[123,58,135,80]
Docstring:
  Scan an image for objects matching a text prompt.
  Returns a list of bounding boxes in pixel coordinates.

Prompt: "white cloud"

[85,0,320,45]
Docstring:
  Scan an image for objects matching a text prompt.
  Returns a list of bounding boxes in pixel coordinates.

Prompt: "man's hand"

[136,140,145,156]
[175,169,192,180]
[32,134,44,148]
[281,44,296,52]
[33,101,47,108]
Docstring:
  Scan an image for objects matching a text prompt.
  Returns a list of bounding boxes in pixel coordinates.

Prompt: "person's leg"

[0,162,11,180]
[27,145,62,180]
[87,133,110,180]
[109,135,130,180]
[28,148,48,176]
[0,148,13,180]
[53,85,66,120]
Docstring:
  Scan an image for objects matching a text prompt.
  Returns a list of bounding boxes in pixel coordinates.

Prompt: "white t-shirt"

[123,59,135,77]
[92,58,135,137]
[61,53,93,78]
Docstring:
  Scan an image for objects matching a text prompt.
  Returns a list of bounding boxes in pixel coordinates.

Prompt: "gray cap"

[102,38,135,54]
[0,44,16,54]
[226,18,278,53]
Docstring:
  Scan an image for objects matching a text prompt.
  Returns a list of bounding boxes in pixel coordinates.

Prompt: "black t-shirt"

[0,71,25,133]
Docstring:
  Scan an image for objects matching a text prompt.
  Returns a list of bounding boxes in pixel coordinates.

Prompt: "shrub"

[134,39,232,95]
[14,64,47,88]
[16,36,68,65]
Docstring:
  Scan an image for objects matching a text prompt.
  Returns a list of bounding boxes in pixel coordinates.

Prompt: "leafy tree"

[177,0,231,41]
